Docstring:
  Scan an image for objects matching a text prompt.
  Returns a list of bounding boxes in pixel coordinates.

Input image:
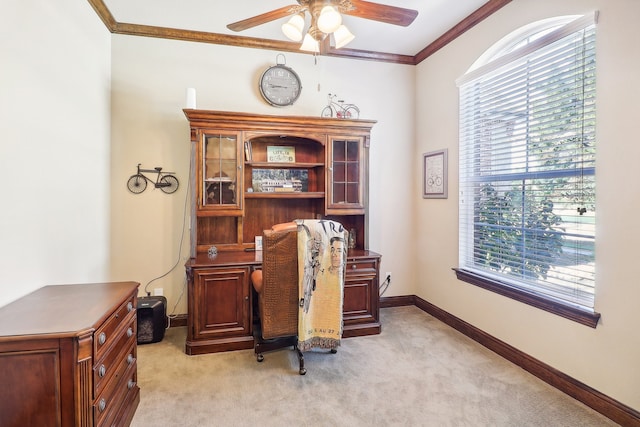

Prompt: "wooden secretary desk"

[183,110,381,355]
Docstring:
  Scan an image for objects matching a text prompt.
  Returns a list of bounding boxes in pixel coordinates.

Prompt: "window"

[456,13,599,327]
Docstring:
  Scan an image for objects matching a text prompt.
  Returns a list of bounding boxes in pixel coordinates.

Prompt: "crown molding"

[87,0,512,65]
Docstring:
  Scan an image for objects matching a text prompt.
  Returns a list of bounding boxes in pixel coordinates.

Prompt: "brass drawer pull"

[127,302,133,312]
[98,398,106,412]
[127,327,133,338]
[128,379,136,390]
[127,354,134,365]
[98,332,106,345]
[98,364,106,378]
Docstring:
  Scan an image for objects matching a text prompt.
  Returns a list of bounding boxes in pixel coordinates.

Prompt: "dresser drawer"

[95,360,137,427]
[346,259,378,275]
[94,295,136,360]
[94,326,137,398]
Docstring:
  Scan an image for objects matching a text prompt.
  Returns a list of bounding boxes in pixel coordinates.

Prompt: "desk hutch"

[183,110,381,355]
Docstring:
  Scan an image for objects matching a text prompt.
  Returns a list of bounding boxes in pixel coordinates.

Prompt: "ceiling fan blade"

[344,0,418,27]
[227,5,301,32]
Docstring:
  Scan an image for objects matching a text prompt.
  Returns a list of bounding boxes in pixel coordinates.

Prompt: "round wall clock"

[259,56,302,107]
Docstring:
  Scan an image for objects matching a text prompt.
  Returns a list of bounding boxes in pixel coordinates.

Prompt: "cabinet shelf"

[245,191,324,199]
[246,162,324,169]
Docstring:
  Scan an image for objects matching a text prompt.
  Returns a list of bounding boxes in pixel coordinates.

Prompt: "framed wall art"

[423,149,448,199]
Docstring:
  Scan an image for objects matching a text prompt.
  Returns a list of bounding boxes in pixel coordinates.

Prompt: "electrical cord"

[143,158,192,306]
[379,274,391,296]
[166,275,187,328]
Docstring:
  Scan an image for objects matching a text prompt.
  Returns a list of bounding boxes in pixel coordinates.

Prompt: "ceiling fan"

[227,0,418,52]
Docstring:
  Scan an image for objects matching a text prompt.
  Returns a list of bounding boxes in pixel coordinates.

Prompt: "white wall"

[415,0,640,410]
[110,36,416,315]
[0,0,112,306]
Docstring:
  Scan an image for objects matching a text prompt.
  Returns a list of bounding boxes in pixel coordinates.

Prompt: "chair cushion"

[250,270,263,294]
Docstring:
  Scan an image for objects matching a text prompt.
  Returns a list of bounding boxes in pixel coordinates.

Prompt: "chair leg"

[296,347,306,375]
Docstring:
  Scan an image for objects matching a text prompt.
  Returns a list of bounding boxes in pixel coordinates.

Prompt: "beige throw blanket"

[296,219,347,352]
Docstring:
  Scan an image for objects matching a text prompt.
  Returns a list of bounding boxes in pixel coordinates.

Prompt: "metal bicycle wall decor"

[127,163,179,194]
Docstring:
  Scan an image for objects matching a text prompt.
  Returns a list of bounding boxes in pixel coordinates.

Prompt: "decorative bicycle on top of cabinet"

[321,93,360,119]
[127,163,179,194]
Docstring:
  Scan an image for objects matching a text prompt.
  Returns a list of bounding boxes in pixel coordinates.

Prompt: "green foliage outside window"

[474,184,564,280]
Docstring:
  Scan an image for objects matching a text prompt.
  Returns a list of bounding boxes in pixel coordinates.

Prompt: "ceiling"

[91,0,512,64]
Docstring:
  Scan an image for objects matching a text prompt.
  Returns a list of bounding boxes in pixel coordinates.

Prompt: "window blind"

[458,14,597,310]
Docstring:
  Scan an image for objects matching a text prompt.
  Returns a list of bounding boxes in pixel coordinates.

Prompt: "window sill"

[453,268,601,328]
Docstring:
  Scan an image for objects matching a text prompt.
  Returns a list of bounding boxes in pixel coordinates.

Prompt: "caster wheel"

[330,349,337,354]
[299,367,307,375]
[257,354,264,362]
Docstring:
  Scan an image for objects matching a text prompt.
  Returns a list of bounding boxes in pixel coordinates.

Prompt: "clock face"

[259,65,302,107]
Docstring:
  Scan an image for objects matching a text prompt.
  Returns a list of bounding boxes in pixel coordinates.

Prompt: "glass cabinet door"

[201,132,242,212]
[327,136,365,213]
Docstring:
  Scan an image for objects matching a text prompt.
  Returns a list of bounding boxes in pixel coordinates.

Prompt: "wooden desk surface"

[186,248,380,268]
[0,281,139,338]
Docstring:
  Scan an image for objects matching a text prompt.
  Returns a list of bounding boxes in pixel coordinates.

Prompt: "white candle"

[186,88,197,109]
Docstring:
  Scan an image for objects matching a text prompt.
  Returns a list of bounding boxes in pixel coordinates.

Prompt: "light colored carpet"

[131,306,617,426]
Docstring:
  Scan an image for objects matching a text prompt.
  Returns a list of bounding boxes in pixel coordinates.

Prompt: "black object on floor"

[137,296,167,344]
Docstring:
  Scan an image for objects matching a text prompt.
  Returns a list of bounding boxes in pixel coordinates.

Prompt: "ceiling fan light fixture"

[300,33,320,53]
[333,24,355,49]
[317,5,342,34]
[282,13,305,42]
[227,1,419,55]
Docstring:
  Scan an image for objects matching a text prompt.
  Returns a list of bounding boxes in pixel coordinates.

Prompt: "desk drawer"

[346,259,377,275]
[95,359,137,427]
[94,295,136,361]
[94,327,137,397]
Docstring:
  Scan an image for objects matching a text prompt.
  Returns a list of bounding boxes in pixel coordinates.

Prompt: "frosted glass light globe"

[317,6,342,34]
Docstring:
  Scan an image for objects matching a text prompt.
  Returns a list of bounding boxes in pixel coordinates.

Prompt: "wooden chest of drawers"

[0,282,140,427]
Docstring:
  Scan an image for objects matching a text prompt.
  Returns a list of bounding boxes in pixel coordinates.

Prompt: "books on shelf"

[244,141,252,161]
[251,169,308,193]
